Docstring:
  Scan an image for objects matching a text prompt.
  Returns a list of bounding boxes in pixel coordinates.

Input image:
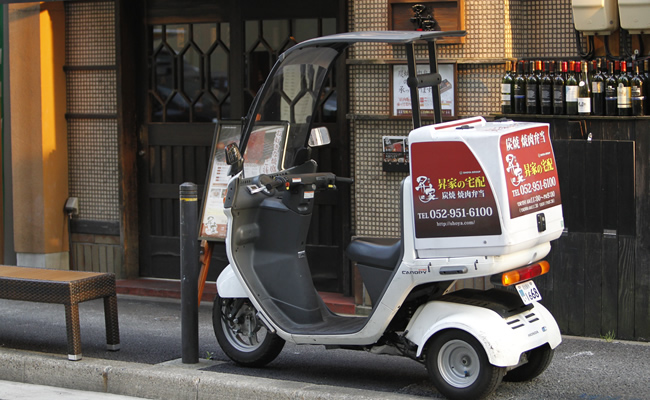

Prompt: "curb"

[0,347,423,400]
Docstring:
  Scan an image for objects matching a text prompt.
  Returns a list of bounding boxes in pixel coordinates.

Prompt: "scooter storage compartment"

[408,118,564,258]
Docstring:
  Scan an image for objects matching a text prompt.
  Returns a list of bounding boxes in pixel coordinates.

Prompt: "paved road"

[0,296,649,399]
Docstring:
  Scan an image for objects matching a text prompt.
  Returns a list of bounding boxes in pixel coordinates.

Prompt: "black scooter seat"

[346,237,402,271]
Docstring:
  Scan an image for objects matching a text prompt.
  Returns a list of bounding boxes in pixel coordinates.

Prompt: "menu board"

[392,63,455,118]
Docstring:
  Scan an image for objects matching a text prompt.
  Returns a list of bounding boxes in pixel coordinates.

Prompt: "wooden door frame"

[131,0,350,287]
[116,0,145,278]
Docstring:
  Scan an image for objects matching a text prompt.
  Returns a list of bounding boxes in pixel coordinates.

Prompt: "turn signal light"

[501,261,550,286]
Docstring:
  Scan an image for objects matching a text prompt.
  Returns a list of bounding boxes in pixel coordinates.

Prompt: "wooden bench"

[0,266,120,360]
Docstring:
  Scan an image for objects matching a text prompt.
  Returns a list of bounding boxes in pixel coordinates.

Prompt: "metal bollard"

[180,182,199,364]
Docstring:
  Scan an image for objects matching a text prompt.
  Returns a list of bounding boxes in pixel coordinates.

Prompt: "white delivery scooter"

[213,31,563,400]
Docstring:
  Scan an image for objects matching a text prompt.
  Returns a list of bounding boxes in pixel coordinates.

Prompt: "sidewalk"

[0,379,144,400]
[115,278,358,315]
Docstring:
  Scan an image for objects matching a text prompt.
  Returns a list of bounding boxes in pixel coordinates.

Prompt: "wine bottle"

[526,61,539,114]
[592,59,605,116]
[617,61,632,116]
[631,62,645,116]
[536,60,543,80]
[627,61,634,79]
[501,61,513,114]
[643,60,650,115]
[549,60,556,78]
[514,61,526,114]
[605,61,618,116]
[540,61,553,115]
[553,61,566,115]
[578,61,591,115]
[565,61,579,115]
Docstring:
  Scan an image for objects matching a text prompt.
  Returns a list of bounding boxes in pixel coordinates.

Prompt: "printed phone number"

[418,207,494,220]
[511,177,557,198]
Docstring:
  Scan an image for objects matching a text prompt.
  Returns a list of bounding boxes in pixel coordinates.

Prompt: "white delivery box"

[408,117,564,259]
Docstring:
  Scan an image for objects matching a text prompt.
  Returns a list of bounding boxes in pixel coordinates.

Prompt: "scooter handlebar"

[308,174,353,190]
[260,175,286,190]
[256,173,352,193]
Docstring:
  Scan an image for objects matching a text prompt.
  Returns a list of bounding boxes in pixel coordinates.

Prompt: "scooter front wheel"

[426,329,505,400]
[212,295,285,367]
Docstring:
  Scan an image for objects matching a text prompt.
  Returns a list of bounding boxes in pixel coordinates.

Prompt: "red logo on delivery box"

[499,127,561,219]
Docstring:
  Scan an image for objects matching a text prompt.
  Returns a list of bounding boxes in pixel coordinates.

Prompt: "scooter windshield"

[244,46,340,171]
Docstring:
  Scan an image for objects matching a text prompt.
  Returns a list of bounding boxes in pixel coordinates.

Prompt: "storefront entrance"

[137,0,350,293]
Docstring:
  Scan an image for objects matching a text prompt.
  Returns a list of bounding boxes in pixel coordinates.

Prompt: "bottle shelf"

[495,114,650,120]
[347,58,514,65]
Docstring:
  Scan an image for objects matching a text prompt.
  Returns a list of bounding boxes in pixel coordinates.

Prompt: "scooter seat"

[346,237,402,271]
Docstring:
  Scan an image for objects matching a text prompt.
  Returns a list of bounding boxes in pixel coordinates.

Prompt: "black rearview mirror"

[225,143,244,175]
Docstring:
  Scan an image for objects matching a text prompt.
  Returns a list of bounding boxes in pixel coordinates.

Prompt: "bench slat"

[0,265,106,282]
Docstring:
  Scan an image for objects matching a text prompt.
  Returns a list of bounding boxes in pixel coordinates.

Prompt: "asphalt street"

[0,295,649,399]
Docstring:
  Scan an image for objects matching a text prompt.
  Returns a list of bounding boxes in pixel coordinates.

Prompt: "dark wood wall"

[508,116,650,342]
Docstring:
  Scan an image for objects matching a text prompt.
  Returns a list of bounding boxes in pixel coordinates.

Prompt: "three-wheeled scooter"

[212,31,564,399]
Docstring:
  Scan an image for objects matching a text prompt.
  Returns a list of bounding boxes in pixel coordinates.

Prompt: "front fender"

[216,264,249,298]
[405,300,561,367]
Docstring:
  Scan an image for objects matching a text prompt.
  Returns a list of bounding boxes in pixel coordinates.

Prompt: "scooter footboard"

[405,296,561,367]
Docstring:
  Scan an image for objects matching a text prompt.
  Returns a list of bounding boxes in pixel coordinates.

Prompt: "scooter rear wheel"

[212,295,285,367]
[426,329,505,400]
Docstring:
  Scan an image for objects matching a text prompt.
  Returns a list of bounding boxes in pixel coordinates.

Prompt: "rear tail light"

[499,261,550,286]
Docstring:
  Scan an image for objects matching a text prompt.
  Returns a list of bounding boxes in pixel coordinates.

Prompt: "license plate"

[516,280,542,305]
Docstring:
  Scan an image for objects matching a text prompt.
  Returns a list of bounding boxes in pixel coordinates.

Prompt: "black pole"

[180,182,199,364]
[427,40,443,124]
[405,43,422,130]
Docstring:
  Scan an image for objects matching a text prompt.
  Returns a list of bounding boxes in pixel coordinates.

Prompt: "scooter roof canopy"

[238,30,467,171]
[286,30,467,49]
